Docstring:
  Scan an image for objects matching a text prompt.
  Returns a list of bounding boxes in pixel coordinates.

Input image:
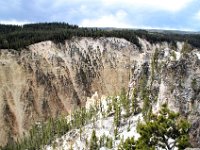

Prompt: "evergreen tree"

[118,137,136,150]
[90,130,99,150]
[99,134,105,148]
[131,88,140,115]
[106,137,113,149]
[136,103,191,150]
[114,127,118,140]
[107,101,112,114]
[120,88,130,117]
[114,104,121,127]
[1,23,200,50]
[127,121,131,132]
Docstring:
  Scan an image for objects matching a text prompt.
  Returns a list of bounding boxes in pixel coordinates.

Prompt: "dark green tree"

[136,104,191,150]
[114,104,121,127]
[131,88,140,115]
[105,137,113,149]
[120,88,130,117]
[118,137,136,150]
[90,130,99,150]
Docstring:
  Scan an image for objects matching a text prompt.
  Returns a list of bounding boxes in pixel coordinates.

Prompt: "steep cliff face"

[0,37,199,147]
[128,39,200,147]
[0,37,134,146]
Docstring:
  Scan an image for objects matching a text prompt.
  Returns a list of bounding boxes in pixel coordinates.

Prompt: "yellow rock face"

[0,37,135,146]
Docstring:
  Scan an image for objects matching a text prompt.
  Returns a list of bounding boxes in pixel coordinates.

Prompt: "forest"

[0,22,200,50]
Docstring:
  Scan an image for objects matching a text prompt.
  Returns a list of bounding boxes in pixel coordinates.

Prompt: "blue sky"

[1,0,200,31]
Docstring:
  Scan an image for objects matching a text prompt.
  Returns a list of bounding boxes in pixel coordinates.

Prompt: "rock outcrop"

[128,39,200,147]
[0,37,133,146]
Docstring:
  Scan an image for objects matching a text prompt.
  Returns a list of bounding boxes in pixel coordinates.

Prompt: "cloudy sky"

[0,0,200,31]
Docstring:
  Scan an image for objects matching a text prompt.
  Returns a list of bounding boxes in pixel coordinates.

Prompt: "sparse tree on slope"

[90,130,99,150]
[118,137,136,150]
[120,88,130,117]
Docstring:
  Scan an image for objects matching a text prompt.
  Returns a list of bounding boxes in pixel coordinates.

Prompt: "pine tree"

[114,127,118,140]
[120,88,130,117]
[136,103,191,150]
[99,134,105,148]
[79,127,82,140]
[85,138,89,147]
[106,137,113,149]
[90,130,99,150]
[131,88,140,115]
[114,105,121,127]
[107,102,112,114]
[127,121,131,132]
[118,137,136,150]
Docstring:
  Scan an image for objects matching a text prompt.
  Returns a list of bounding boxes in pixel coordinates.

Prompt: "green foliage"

[71,107,89,128]
[98,134,113,149]
[2,116,70,150]
[70,106,98,129]
[2,103,100,150]
[88,106,97,121]
[118,137,136,150]
[114,101,121,127]
[140,82,151,120]
[107,101,113,114]
[131,88,140,115]
[99,134,105,148]
[105,137,113,149]
[90,130,99,150]
[120,88,131,117]
[1,87,192,150]
[136,104,191,150]
[138,62,152,120]
[151,48,159,85]
[152,48,159,69]
[114,127,119,140]
[0,23,140,50]
[1,22,200,51]
[127,121,131,132]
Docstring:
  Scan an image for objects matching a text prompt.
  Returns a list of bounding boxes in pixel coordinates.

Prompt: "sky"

[0,0,200,31]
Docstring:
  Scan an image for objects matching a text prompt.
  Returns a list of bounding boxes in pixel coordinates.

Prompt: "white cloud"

[0,20,31,25]
[102,0,194,12]
[52,0,93,8]
[80,11,194,31]
[134,25,194,31]
[80,10,133,28]
[194,10,200,20]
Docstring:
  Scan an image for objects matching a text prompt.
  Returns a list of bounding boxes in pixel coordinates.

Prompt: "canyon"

[0,37,200,148]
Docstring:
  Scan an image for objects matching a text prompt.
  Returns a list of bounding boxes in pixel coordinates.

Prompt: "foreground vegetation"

[1,105,98,150]
[135,104,190,150]
[90,103,190,150]
[1,89,191,150]
[0,22,200,50]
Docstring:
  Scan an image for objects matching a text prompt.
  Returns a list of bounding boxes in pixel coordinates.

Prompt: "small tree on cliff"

[120,88,130,117]
[90,130,99,150]
[118,137,136,150]
[114,103,121,127]
[136,103,191,150]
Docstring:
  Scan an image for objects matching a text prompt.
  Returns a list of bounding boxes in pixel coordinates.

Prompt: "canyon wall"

[0,37,199,147]
[0,37,134,146]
